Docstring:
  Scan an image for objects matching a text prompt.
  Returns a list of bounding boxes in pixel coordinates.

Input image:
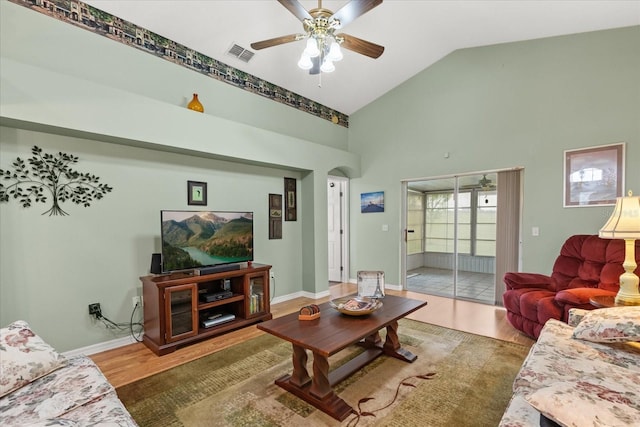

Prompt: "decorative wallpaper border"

[10,0,349,127]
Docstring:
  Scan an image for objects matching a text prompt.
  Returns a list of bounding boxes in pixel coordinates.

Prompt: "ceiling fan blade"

[251,34,300,50]
[278,0,313,22]
[338,33,384,58]
[331,0,382,28]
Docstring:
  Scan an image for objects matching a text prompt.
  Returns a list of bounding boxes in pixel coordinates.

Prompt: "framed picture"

[269,193,282,239]
[284,177,297,221]
[564,143,625,207]
[361,191,384,213]
[187,181,207,206]
[357,271,385,298]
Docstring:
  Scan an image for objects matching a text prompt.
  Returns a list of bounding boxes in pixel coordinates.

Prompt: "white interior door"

[328,177,347,282]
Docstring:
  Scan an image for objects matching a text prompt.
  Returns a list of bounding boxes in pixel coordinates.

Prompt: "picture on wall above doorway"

[564,142,625,207]
[361,191,384,213]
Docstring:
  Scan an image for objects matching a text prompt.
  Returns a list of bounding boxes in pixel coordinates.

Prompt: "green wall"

[0,130,304,351]
[349,26,640,284]
[0,1,358,352]
[2,0,639,352]
[0,1,348,150]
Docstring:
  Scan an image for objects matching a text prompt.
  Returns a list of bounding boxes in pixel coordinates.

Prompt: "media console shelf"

[140,263,272,355]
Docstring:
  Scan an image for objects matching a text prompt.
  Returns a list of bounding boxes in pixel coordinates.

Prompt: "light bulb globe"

[320,59,335,73]
[297,53,313,70]
[303,38,320,58]
[327,42,343,62]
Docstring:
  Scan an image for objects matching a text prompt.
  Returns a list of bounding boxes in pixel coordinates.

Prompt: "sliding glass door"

[403,170,520,305]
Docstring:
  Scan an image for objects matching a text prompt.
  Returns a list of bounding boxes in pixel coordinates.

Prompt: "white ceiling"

[84,0,639,115]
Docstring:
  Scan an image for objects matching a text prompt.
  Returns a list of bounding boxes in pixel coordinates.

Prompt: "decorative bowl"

[329,296,383,316]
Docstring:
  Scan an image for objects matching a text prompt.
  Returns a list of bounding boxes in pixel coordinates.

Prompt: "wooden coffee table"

[257,294,428,421]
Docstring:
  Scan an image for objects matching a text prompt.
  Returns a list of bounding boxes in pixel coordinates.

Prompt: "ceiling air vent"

[227,44,255,63]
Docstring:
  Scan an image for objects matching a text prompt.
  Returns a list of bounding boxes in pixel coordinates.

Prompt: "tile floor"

[407,267,496,304]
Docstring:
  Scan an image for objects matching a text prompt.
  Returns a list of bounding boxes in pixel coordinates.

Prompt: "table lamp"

[599,190,640,305]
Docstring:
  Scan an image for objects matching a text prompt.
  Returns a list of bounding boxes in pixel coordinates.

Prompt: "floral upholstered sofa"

[0,320,138,426]
[500,306,640,427]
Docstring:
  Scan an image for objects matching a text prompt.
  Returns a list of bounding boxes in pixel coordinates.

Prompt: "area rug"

[117,319,531,426]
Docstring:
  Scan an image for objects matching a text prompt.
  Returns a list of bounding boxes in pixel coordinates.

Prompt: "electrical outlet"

[88,303,101,318]
[132,296,142,308]
[270,271,275,280]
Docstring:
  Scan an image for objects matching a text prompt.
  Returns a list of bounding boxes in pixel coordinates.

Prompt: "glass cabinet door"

[248,274,266,316]
[165,284,197,342]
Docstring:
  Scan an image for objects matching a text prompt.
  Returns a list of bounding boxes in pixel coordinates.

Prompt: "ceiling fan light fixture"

[297,53,313,70]
[327,41,343,62]
[304,37,320,57]
[251,0,384,76]
[320,59,335,73]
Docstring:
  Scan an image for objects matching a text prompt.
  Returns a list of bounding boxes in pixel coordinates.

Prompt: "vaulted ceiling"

[84,1,640,115]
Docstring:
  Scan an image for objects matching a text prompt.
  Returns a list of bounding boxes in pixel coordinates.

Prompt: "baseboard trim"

[349,277,401,292]
[68,284,400,356]
[63,335,141,357]
[271,289,330,305]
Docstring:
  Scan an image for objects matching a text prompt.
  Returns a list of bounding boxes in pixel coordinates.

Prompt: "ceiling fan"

[478,175,497,191]
[250,0,385,74]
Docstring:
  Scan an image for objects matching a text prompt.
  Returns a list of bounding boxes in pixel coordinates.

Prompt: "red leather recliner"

[502,234,640,339]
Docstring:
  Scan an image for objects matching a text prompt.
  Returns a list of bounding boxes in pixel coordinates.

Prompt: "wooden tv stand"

[140,263,272,356]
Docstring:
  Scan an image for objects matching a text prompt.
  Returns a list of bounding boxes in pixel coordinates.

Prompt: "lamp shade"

[599,191,640,239]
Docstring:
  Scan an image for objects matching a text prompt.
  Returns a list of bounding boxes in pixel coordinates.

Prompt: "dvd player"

[201,313,235,328]
[200,290,233,302]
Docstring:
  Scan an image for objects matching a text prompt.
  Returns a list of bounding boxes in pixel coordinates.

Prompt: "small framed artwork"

[564,143,625,207]
[187,181,207,206]
[361,191,384,213]
[284,177,297,221]
[269,193,282,239]
[357,271,385,298]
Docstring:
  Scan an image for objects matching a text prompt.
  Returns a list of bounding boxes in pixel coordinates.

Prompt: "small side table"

[589,295,616,308]
[587,294,640,308]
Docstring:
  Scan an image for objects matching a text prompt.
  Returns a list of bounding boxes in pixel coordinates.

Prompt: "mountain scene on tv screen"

[162,212,253,271]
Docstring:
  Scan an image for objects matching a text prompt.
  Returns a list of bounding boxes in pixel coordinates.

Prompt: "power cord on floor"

[346,372,437,426]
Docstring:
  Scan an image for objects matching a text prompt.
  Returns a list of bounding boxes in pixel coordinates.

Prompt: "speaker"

[150,253,162,274]
[198,263,241,276]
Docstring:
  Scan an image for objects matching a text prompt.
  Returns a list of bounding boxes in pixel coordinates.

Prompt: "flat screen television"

[160,210,253,273]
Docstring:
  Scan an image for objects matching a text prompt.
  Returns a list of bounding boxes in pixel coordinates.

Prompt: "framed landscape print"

[361,191,384,213]
[187,181,207,206]
[564,143,624,207]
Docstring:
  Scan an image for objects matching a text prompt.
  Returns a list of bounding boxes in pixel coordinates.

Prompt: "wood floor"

[91,284,534,389]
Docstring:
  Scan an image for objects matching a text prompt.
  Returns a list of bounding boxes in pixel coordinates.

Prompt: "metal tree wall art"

[0,146,113,216]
